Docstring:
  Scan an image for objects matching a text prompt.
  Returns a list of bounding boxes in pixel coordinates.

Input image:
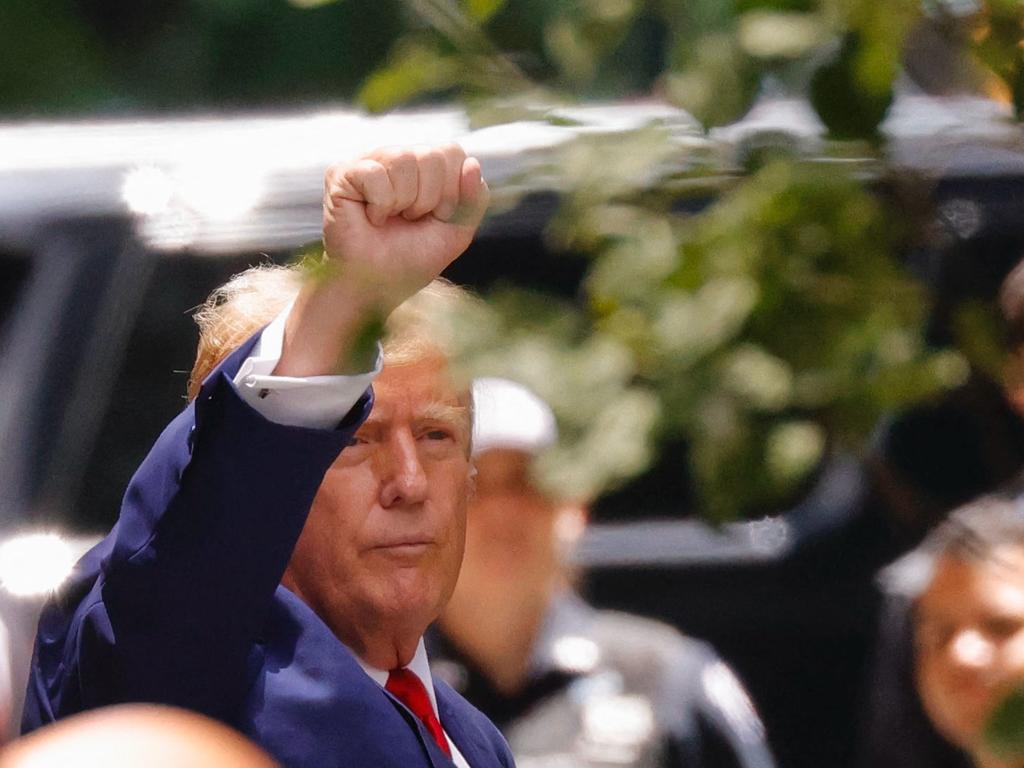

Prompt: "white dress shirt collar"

[355,637,439,713]
[355,638,471,767]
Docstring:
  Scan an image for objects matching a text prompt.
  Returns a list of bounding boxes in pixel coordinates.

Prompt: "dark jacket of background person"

[430,592,776,768]
[859,593,973,768]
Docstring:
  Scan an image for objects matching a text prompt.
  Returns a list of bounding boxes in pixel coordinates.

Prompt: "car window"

[72,251,286,531]
[0,254,31,345]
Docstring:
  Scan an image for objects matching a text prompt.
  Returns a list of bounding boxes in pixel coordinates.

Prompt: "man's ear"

[466,460,478,500]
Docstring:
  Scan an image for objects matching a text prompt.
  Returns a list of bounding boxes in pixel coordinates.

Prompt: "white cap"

[471,377,558,457]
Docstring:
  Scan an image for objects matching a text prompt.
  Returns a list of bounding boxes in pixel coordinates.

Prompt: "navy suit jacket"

[22,336,514,768]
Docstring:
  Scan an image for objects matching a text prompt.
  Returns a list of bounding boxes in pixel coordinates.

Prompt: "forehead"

[369,357,468,420]
[918,549,1024,619]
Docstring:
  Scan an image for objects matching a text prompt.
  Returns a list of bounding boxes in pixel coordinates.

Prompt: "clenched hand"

[275,144,489,377]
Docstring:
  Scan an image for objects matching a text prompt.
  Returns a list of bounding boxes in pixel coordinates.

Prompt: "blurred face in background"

[914,545,1024,756]
[461,449,559,581]
[450,447,586,600]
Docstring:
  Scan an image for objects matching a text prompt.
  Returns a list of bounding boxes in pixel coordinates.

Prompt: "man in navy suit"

[22,144,514,767]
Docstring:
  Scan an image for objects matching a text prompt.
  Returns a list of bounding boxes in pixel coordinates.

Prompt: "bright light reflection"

[141,207,201,251]
[122,165,174,216]
[701,660,764,739]
[0,533,75,597]
[581,694,655,755]
[176,161,265,221]
[552,635,601,673]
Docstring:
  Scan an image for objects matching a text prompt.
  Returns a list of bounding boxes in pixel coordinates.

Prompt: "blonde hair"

[187,263,474,401]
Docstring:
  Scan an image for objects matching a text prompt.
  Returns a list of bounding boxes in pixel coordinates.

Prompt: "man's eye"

[986,617,1023,639]
[347,434,369,447]
[424,429,452,441]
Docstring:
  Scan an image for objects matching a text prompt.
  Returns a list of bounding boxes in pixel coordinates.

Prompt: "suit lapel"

[435,680,504,768]
[262,590,449,767]
[382,687,455,768]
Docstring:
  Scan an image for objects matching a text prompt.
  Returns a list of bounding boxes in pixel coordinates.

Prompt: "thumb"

[442,157,490,230]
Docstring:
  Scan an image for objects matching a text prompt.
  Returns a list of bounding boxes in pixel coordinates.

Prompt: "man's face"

[466,450,561,577]
[285,355,471,650]
[914,546,1024,752]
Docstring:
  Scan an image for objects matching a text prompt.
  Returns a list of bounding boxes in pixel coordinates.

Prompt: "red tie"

[386,667,452,757]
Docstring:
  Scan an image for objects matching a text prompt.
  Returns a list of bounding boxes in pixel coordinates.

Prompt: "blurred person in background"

[429,377,777,768]
[862,256,1024,768]
[1,704,278,767]
[914,496,1024,768]
[21,146,515,767]
[864,493,1024,768]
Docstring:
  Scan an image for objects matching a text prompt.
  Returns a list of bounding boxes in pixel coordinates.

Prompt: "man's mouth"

[372,540,434,556]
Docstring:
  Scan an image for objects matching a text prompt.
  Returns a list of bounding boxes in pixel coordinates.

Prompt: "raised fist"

[322,144,489,310]
[275,144,489,377]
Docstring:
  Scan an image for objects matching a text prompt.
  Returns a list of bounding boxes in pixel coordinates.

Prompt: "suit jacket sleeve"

[22,333,372,729]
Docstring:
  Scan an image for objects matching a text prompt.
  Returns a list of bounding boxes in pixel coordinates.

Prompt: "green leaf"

[809,33,894,141]
[950,300,1009,382]
[985,685,1024,759]
[664,32,760,128]
[357,41,458,112]
[733,0,814,11]
[767,421,826,485]
[737,11,828,60]
[463,0,507,23]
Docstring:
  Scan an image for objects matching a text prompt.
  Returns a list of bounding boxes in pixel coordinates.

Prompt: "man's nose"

[948,627,995,670]
[379,431,429,508]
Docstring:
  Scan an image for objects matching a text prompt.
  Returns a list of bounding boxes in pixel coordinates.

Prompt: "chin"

[931,709,984,752]
[376,577,447,623]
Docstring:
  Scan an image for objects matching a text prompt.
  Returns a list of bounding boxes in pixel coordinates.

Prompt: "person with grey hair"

[860,254,1024,768]
[428,377,777,768]
[863,493,1024,768]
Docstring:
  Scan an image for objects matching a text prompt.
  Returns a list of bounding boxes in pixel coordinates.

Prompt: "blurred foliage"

[4,0,1022,125]
[0,0,407,115]
[9,0,1024,747]
[449,287,662,503]
[986,683,1024,760]
[451,142,973,516]
[349,0,1024,517]
[4,0,1022,520]
[352,0,1024,135]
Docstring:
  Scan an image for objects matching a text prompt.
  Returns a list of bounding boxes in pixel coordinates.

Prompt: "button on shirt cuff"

[231,301,383,429]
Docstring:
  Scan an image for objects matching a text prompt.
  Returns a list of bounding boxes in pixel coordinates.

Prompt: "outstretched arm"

[22,144,489,727]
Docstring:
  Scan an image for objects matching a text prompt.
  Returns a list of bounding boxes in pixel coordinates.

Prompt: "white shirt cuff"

[231,301,382,429]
